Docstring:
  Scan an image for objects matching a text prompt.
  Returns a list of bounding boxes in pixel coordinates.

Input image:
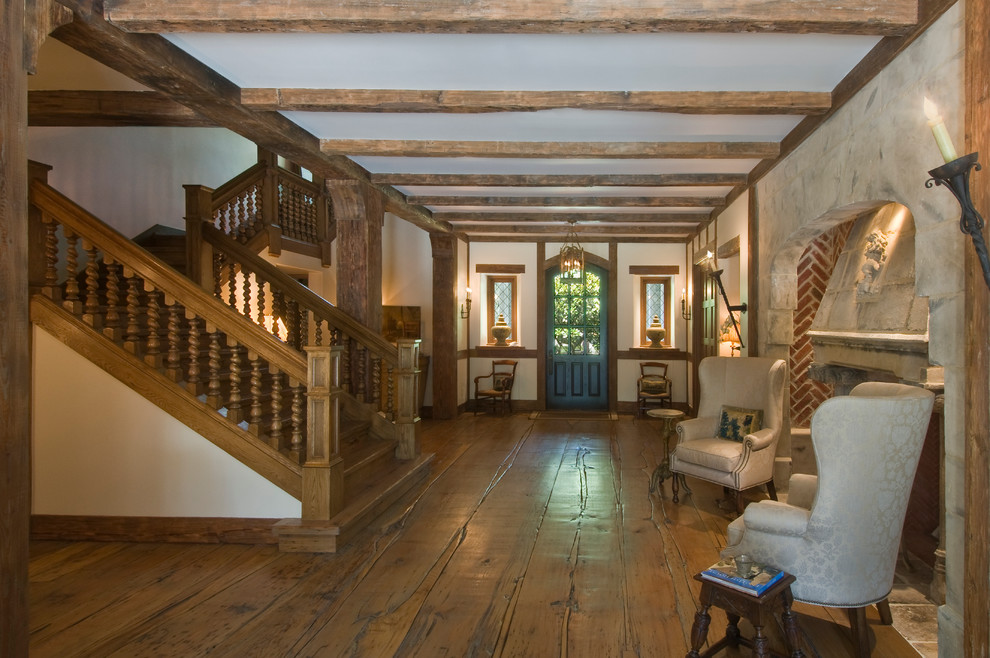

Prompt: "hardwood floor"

[30,414,922,657]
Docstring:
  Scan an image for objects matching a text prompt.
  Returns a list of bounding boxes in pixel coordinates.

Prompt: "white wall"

[29,127,257,237]
[32,328,300,518]
[382,212,436,405]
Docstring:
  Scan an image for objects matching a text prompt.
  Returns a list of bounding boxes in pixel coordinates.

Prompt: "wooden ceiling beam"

[371,173,748,187]
[456,224,693,235]
[28,90,214,126]
[467,234,686,243]
[103,0,919,35]
[322,140,779,159]
[440,212,708,223]
[410,195,724,207]
[242,89,832,115]
[51,0,449,234]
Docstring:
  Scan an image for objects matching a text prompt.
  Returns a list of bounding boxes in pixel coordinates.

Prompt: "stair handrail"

[29,179,307,384]
[202,225,399,368]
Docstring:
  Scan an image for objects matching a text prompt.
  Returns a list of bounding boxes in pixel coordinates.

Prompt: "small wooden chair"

[637,361,672,416]
[474,360,517,416]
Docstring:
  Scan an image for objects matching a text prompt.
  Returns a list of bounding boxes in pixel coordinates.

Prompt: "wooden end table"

[647,407,688,494]
[687,572,805,658]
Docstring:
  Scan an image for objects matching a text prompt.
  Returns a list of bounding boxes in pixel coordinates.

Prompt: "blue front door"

[546,264,607,410]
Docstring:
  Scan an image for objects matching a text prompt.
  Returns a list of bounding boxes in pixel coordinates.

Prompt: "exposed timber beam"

[52,0,448,234]
[321,140,779,159]
[29,90,213,126]
[371,173,749,187]
[455,224,692,235]
[241,89,832,115]
[440,212,708,223]
[103,0,919,35]
[467,234,685,243]
[410,195,724,207]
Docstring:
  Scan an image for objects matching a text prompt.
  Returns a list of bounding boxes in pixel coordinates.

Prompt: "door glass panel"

[552,269,603,356]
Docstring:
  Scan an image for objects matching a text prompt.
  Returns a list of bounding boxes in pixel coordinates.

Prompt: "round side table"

[647,408,686,494]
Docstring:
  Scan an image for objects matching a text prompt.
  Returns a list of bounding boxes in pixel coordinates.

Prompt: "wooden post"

[1,0,30,651]
[430,233,458,419]
[183,184,215,292]
[303,346,344,521]
[313,173,333,267]
[964,0,990,652]
[395,339,422,459]
[258,148,282,257]
[27,161,53,297]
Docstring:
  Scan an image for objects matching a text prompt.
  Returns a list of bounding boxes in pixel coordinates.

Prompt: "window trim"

[639,276,672,347]
[486,275,518,345]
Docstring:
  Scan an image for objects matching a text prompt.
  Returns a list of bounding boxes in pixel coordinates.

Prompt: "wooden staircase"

[28,166,431,553]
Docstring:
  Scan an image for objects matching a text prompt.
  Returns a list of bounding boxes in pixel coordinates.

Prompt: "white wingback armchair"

[723,382,935,657]
[670,356,788,514]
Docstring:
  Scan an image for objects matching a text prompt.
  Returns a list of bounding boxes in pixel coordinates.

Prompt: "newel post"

[395,339,422,460]
[303,345,344,520]
[183,184,216,292]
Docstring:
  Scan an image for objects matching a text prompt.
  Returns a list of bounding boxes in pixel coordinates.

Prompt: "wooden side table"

[687,572,805,658]
[647,407,688,494]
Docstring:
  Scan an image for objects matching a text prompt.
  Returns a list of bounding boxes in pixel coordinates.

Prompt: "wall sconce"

[680,288,691,320]
[460,287,472,319]
[923,98,990,289]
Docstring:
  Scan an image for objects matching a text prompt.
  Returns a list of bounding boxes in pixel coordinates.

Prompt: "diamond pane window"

[640,276,672,346]
[486,275,518,344]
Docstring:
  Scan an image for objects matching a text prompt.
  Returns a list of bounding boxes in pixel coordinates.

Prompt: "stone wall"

[755,5,966,653]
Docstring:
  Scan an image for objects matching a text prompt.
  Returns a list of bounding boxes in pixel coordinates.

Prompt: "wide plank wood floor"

[30,414,923,657]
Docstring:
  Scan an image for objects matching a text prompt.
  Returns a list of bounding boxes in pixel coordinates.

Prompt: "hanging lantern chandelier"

[559,218,585,283]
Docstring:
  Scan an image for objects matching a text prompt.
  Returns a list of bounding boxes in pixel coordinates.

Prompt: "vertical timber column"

[1,0,29,652]
[431,233,458,419]
[965,0,990,652]
[328,179,384,399]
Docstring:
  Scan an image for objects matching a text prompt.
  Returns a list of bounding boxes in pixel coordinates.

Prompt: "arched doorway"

[546,262,608,410]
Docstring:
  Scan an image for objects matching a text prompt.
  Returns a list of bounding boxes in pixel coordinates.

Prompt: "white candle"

[924,97,958,163]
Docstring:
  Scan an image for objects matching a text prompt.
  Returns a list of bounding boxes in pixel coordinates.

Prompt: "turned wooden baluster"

[269,369,283,449]
[356,345,367,403]
[386,365,395,421]
[212,252,223,300]
[341,335,352,396]
[82,240,101,327]
[314,317,324,346]
[144,285,162,368]
[371,356,382,412]
[298,307,309,348]
[165,299,183,381]
[42,217,59,300]
[227,342,244,423]
[256,274,267,327]
[206,328,222,409]
[290,380,304,452]
[249,353,263,435]
[123,270,141,354]
[241,269,252,318]
[227,261,238,310]
[62,229,81,313]
[103,259,122,340]
[287,299,301,349]
[186,314,202,394]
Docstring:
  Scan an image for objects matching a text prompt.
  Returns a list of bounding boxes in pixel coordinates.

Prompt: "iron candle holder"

[926,151,990,289]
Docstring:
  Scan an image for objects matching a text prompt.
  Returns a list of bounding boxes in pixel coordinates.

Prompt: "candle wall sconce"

[680,290,692,321]
[926,152,990,289]
[460,287,472,319]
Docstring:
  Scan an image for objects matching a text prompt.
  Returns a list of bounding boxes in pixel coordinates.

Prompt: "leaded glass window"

[639,276,671,346]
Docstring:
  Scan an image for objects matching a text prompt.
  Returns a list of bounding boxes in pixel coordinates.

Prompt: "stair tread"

[331,453,433,530]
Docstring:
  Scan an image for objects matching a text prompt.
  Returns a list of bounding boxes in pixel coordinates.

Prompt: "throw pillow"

[640,377,668,394]
[717,405,764,442]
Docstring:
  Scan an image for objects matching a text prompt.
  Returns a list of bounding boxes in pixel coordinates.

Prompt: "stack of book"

[700,557,784,596]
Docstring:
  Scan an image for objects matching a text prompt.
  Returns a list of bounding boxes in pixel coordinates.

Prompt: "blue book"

[700,558,784,596]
